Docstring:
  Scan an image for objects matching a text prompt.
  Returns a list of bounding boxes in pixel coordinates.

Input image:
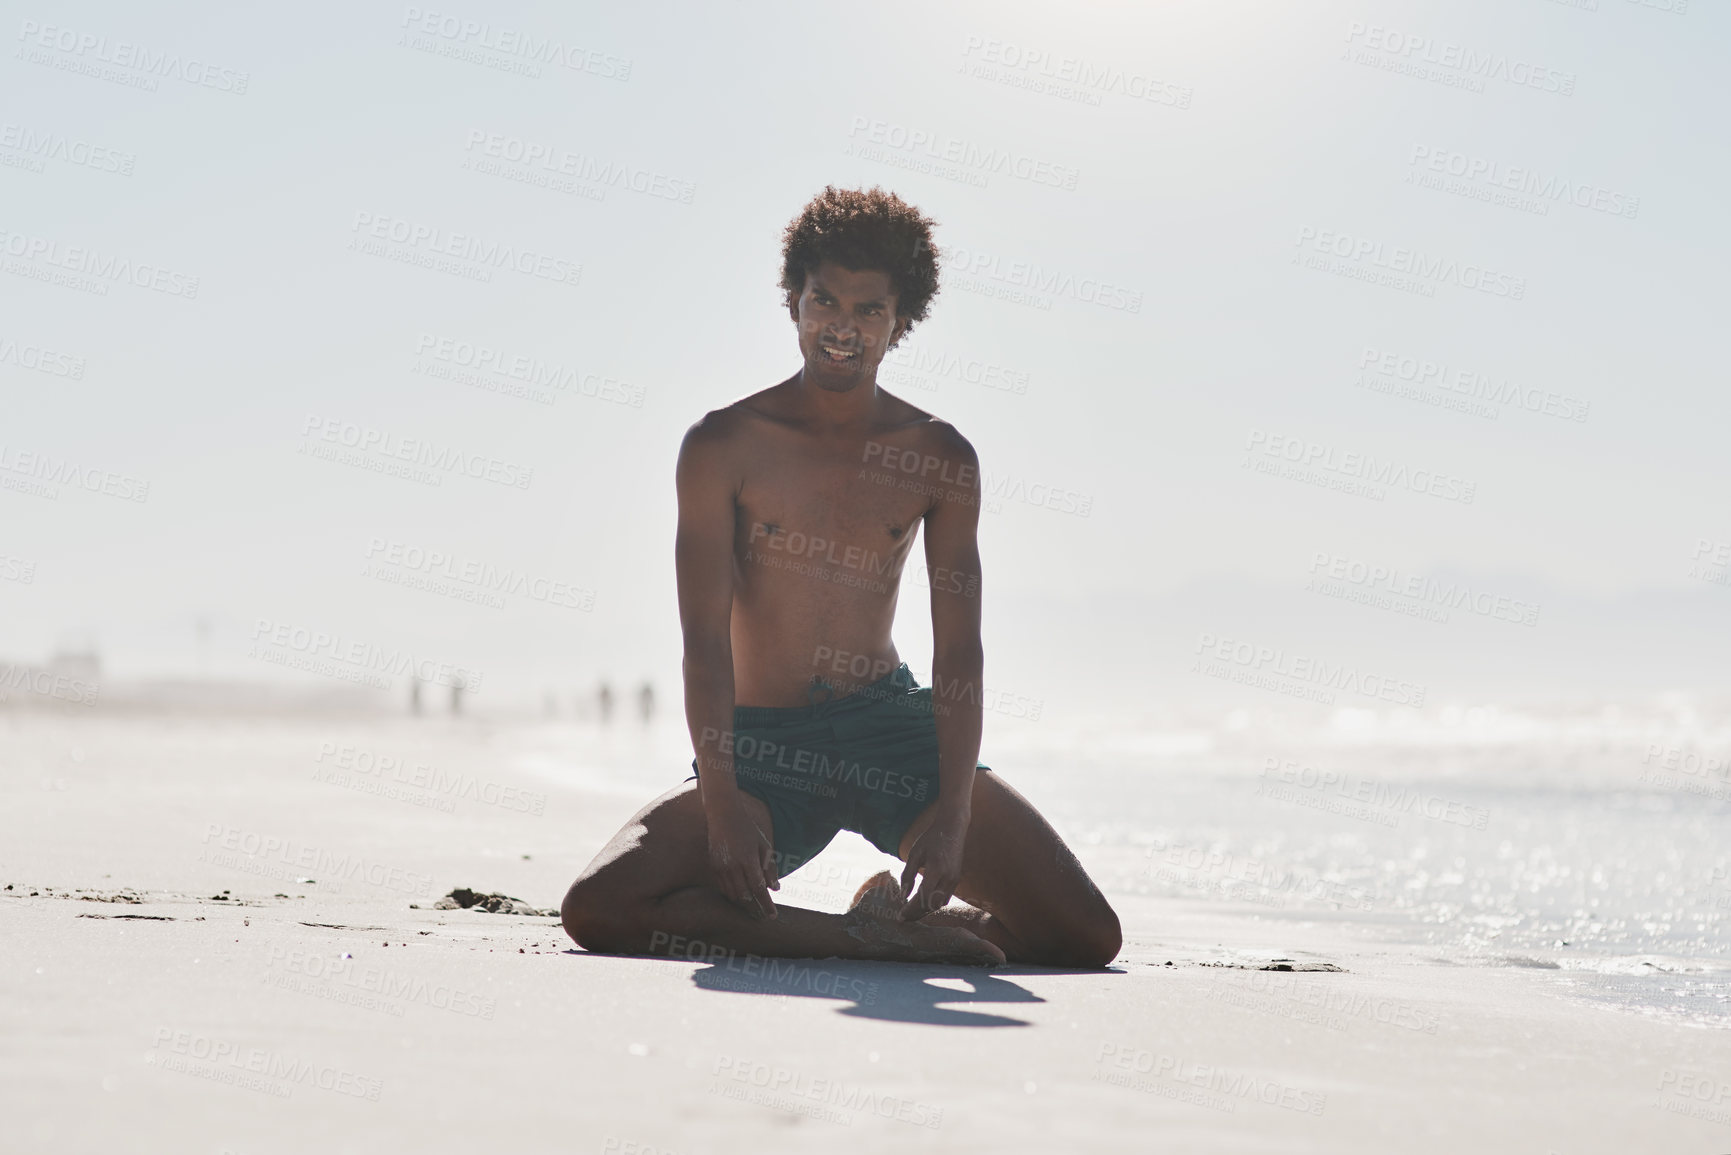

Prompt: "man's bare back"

[561,187,1119,970]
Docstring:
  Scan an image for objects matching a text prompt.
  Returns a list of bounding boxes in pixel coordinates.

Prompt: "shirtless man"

[561,187,1121,967]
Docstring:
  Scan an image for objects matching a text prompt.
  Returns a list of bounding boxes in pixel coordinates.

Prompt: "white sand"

[4,710,1728,1154]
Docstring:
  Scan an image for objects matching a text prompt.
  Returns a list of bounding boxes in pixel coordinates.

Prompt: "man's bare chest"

[735,458,928,574]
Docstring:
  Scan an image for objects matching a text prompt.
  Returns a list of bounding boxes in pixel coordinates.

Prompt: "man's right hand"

[705,800,779,919]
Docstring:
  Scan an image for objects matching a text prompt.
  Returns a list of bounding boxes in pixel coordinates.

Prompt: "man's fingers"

[719,869,747,911]
[743,863,776,920]
[717,859,774,919]
[899,856,920,901]
[716,864,760,917]
[922,876,954,911]
[733,887,766,919]
[900,870,959,920]
[899,876,933,921]
[760,845,780,891]
[710,862,734,899]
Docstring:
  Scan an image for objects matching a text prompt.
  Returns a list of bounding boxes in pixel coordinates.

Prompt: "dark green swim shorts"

[688,663,990,877]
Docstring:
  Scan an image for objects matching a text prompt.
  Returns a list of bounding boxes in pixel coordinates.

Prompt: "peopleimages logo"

[1193,631,1427,708]
[314,741,547,816]
[1654,1068,1731,1127]
[348,211,581,287]
[710,1055,942,1129]
[199,823,434,897]
[1343,22,1576,95]
[16,20,252,94]
[413,333,644,408]
[1407,145,1638,220]
[696,725,929,801]
[300,414,534,490]
[399,7,632,80]
[1243,429,1476,505]
[1688,538,1731,590]
[0,661,99,707]
[1295,227,1525,300]
[0,334,86,379]
[363,536,594,611]
[1307,551,1540,627]
[882,344,1029,395]
[1260,758,1491,830]
[149,1028,382,1101]
[249,617,483,694]
[957,36,1193,110]
[0,554,37,584]
[941,245,1143,313]
[1641,743,1729,783]
[1356,347,1589,422]
[263,944,497,1019]
[462,130,694,203]
[748,523,895,579]
[1142,837,1373,911]
[1208,972,1441,1035]
[1095,1043,1327,1115]
[845,116,1080,190]
[0,444,149,502]
[0,122,136,175]
[0,226,201,298]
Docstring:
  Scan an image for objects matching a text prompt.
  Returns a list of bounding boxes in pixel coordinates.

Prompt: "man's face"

[788,261,907,393]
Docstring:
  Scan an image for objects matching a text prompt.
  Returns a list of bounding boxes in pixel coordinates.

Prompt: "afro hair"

[779,186,941,339]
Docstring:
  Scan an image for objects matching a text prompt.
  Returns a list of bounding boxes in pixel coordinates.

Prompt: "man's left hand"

[899,803,970,920]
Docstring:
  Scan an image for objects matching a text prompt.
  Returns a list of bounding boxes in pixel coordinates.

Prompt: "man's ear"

[787,290,801,325]
[887,315,909,348]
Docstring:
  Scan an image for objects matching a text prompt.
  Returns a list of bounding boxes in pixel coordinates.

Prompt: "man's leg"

[896,771,1122,968]
[561,780,1004,964]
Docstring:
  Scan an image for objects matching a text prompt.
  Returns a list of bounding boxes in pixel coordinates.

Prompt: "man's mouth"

[819,342,860,366]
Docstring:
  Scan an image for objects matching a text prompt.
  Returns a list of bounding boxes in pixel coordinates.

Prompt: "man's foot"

[848,870,904,921]
[845,870,1004,965]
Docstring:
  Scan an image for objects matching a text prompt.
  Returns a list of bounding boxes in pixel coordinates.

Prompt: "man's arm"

[675,413,778,918]
[900,423,984,918]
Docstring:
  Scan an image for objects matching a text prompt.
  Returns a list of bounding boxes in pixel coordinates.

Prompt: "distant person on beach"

[562,187,1120,966]
[597,681,614,724]
[638,681,654,724]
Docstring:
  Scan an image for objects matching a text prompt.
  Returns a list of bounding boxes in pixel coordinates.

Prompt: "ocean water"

[1004,706,1731,1031]
[522,700,1731,1029]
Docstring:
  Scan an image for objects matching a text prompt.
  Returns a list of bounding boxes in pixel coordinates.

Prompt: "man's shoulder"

[682,383,791,450]
[879,397,977,464]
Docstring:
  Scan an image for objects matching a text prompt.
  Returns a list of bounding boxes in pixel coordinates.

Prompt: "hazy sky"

[4,0,1727,718]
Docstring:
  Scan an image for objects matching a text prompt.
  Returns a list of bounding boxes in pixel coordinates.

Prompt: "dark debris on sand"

[429,887,557,917]
[1196,957,1348,972]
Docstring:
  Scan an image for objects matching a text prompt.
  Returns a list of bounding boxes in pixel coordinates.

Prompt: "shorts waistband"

[734,662,920,727]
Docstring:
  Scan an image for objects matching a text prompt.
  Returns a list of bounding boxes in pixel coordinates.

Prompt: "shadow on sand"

[566,949,1122,1027]
[691,959,1123,1027]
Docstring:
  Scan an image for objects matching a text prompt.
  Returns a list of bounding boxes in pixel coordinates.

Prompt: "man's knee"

[562,875,631,952]
[1030,900,1121,968]
[1075,904,1123,967]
